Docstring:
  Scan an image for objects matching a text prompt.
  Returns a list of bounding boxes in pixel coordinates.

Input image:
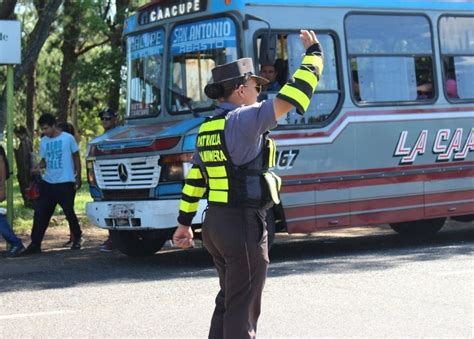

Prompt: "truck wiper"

[168,87,198,116]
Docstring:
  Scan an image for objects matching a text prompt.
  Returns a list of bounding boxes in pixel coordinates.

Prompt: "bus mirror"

[243,14,276,65]
[259,33,277,66]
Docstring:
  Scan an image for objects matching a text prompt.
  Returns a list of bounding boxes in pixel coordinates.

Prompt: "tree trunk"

[57,0,82,122]
[26,63,36,137]
[106,0,130,111]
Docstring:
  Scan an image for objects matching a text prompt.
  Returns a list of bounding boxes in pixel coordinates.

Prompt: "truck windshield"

[168,17,238,115]
[127,28,164,117]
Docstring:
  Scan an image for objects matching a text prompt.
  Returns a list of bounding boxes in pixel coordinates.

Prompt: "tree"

[0,0,63,132]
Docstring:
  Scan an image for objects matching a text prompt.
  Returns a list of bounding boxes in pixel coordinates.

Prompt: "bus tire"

[266,208,276,250]
[451,214,474,222]
[110,229,168,257]
[390,218,446,237]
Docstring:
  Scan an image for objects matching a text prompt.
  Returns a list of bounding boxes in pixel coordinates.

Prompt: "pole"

[6,64,14,226]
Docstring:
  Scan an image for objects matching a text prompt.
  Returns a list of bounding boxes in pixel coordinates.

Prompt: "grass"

[11,179,93,234]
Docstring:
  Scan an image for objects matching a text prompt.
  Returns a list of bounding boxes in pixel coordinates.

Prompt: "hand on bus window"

[300,29,319,50]
[173,224,194,249]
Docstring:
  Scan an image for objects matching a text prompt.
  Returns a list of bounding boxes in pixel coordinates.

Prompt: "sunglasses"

[243,84,262,94]
[100,117,112,121]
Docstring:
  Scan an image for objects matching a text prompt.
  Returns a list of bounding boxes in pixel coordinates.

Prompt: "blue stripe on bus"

[183,134,197,151]
[159,117,206,136]
[155,183,183,196]
[210,0,474,11]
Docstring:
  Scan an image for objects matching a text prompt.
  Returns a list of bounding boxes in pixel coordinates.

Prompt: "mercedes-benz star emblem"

[117,163,128,182]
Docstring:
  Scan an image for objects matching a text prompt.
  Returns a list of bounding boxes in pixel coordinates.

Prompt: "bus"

[85,0,474,256]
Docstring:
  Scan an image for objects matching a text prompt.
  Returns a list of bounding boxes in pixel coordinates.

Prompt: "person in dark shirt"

[173,30,324,338]
[260,63,281,92]
[96,108,119,253]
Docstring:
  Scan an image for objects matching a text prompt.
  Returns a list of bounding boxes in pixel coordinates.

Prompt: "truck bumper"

[86,199,207,230]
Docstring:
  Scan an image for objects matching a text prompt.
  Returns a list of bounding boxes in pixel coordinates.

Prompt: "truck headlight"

[86,159,97,186]
[159,153,192,182]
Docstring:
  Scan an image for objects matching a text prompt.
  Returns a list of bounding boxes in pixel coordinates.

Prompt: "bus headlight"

[159,153,193,182]
[86,159,97,186]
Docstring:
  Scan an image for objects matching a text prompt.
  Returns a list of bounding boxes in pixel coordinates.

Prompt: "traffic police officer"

[173,30,323,339]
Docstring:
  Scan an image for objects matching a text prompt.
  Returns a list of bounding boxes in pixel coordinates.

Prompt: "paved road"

[1,221,473,338]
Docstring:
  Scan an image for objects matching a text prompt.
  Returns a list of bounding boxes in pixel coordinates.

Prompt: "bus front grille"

[94,155,160,189]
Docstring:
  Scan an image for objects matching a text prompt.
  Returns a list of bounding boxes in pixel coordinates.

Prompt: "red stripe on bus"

[285,190,472,217]
[281,161,474,181]
[281,169,474,192]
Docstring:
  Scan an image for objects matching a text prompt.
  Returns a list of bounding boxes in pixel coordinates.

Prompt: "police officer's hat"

[98,107,117,119]
[204,58,269,99]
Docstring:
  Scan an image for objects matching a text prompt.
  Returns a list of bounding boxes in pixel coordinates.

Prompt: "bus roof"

[124,0,473,34]
[240,0,474,11]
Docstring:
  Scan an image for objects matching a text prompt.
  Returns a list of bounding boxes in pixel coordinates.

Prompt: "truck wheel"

[110,230,168,257]
[266,209,276,250]
[451,214,474,222]
[390,218,446,237]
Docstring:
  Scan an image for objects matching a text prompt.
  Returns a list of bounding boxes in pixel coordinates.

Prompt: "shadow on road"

[1,222,472,293]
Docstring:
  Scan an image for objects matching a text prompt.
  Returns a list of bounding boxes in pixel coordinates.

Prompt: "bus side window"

[274,58,288,88]
[266,32,340,125]
[439,16,474,101]
[346,14,435,105]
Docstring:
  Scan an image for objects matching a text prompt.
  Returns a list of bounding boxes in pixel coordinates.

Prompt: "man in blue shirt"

[22,114,82,255]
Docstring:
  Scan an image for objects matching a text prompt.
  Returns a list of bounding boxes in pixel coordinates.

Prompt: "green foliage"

[12,0,130,134]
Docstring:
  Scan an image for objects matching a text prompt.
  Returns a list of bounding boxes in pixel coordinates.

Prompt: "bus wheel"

[451,214,474,222]
[266,209,276,250]
[390,218,446,237]
[110,230,168,257]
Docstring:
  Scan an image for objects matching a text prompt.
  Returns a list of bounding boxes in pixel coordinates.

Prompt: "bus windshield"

[168,17,238,115]
[127,28,164,117]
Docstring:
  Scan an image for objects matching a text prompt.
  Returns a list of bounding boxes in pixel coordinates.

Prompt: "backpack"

[0,145,11,180]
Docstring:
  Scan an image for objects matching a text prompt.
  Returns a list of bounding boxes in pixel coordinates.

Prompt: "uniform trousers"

[30,180,82,247]
[202,206,269,339]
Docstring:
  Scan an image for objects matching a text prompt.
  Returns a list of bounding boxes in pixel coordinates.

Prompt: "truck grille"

[94,155,160,189]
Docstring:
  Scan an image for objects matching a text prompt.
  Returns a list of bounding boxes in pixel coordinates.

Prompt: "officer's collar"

[216,102,239,113]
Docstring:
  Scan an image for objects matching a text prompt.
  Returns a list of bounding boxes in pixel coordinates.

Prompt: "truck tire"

[110,229,168,257]
[390,218,446,237]
[451,214,474,222]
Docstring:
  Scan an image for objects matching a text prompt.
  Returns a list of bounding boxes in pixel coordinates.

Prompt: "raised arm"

[273,30,324,120]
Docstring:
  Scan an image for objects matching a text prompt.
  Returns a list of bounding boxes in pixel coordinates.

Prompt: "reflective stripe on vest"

[197,114,279,207]
[187,167,203,180]
[198,116,230,204]
[179,200,199,213]
[182,184,206,198]
[267,138,276,168]
[276,52,323,114]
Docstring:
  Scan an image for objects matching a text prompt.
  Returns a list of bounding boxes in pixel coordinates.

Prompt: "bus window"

[439,16,474,101]
[257,33,340,125]
[346,14,435,104]
[168,17,238,114]
[127,29,164,117]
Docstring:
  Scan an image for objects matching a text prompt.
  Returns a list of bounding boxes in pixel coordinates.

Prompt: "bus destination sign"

[138,0,207,26]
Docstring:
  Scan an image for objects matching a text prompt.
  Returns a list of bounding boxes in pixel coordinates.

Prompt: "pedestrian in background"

[96,108,119,253]
[0,145,25,257]
[173,30,323,338]
[57,121,79,247]
[22,113,83,255]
